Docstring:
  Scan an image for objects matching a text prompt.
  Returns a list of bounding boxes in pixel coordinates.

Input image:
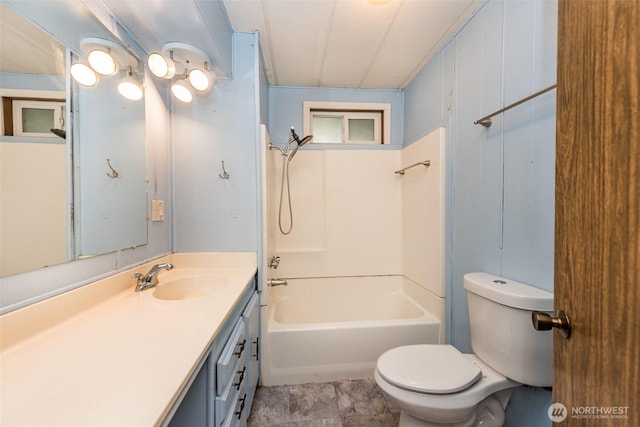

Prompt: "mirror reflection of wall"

[75,63,147,257]
[0,2,68,277]
[0,1,149,278]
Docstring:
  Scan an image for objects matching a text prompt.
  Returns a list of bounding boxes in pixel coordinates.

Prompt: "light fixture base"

[79,37,139,71]
[162,42,211,71]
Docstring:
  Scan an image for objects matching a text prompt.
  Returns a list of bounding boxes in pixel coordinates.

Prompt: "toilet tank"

[464,272,553,387]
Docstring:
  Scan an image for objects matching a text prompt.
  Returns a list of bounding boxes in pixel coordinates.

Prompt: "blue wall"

[0,73,65,92]
[172,33,260,253]
[404,1,557,425]
[268,86,403,147]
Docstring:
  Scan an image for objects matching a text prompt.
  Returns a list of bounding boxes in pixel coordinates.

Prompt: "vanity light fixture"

[147,51,177,79]
[148,42,215,99]
[80,38,136,76]
[87,48,117,76]
[171,79,193,103]
[70,62,98,87]
[118,67,144,101]
[71,37,144,101]
[188,68,214,92]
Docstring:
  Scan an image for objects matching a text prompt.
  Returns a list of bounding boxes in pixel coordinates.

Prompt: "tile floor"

[247,379,401,427]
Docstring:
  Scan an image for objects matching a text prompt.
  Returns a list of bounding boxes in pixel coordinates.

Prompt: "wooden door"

[554,0,639,425]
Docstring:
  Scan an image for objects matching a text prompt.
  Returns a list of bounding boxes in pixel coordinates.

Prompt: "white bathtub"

[261,275,442,386]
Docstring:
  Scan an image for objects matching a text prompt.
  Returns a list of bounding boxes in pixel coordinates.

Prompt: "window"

[303,101,391,145]
[9,99,65,137]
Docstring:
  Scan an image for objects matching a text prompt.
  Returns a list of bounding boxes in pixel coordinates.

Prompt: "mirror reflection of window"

[12,100,66,137]
[22,107,55,133]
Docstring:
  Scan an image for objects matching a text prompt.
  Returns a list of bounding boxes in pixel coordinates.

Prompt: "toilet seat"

[377,345,482,394]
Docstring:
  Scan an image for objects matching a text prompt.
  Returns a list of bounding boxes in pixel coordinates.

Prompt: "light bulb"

[118,75,143,101]
[171,80,193,103]
[148,52,176,79]
[88,49,117,75]
[188,69,210,91]
[70,63,98,87]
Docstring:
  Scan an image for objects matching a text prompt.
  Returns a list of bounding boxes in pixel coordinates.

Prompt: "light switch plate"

[151,200,165,221]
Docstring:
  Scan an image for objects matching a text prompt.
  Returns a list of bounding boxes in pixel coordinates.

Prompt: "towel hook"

[106,159,119,179]
[219,161,230,179]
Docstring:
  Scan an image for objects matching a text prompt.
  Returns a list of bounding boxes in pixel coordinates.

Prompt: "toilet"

[374,272,553,427]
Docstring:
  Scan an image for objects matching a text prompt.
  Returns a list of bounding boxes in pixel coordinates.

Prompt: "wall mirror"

[0,0,148,278]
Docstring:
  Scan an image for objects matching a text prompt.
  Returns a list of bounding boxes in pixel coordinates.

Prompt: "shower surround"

[262,127,446,385]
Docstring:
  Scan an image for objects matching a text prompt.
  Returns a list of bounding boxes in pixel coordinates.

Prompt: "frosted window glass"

[348,118,375,141]
[22,108,55,133]
[312,116,342,143]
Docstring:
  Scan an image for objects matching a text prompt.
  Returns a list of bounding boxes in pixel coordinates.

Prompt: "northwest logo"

[548,403,568,422]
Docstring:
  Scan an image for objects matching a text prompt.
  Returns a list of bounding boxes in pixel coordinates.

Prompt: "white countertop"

[0,253,257,427]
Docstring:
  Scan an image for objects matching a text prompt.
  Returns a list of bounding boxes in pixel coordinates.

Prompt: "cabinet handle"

[234,339,246,358]
[235,393,247,420]
[234,367,246,390]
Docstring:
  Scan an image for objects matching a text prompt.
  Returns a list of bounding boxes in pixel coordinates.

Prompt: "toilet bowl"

[375,345,518,426]
[374,273,553,427]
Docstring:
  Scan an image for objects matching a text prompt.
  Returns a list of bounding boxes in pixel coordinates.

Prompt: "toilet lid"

[377,345,482,394]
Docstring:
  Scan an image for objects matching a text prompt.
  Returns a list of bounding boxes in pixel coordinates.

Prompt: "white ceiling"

[222,0,481,89]
[1,0,481,90]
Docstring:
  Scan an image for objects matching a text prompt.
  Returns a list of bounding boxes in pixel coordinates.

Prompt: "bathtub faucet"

[267,279,288,287]
[132,263,174,292]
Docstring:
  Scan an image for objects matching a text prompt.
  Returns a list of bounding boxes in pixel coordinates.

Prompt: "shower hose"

[278,154,294,235]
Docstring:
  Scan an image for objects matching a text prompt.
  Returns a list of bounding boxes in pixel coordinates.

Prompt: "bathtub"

[261,275,442,386]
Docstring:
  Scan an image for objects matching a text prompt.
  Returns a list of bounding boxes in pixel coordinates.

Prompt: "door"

[554,0,639,425]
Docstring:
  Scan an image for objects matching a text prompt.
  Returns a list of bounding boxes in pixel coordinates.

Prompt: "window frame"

[11,99,66,138]
[303,101,391,145]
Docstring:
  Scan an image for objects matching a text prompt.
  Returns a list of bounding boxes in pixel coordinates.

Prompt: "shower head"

[288,129,313,161]
[290,127,312,145]
[298,134,313,146]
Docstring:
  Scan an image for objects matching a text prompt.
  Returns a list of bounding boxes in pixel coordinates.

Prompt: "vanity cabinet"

[167,279,259,427]
[242,292,260,413]
[215,318,247,426]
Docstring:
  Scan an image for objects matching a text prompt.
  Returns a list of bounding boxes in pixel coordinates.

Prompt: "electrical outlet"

[151,200,165,221]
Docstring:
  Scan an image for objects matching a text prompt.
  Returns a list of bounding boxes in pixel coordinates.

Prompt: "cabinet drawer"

[215,364,246,427]
[242,293,260,360]
[216,319,246,393]
[220,391,247,427]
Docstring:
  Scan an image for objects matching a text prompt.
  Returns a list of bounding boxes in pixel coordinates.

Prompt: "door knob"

[532,310,572,339]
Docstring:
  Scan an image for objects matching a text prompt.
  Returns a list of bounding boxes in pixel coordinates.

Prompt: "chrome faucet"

[132,263,174,292]
[267,279,288,287]
[267,256,280,269]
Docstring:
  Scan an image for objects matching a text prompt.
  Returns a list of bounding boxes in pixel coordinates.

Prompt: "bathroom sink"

[152,276,228,300]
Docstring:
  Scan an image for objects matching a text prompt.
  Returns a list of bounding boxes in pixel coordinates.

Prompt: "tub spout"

[268,279,288,287]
